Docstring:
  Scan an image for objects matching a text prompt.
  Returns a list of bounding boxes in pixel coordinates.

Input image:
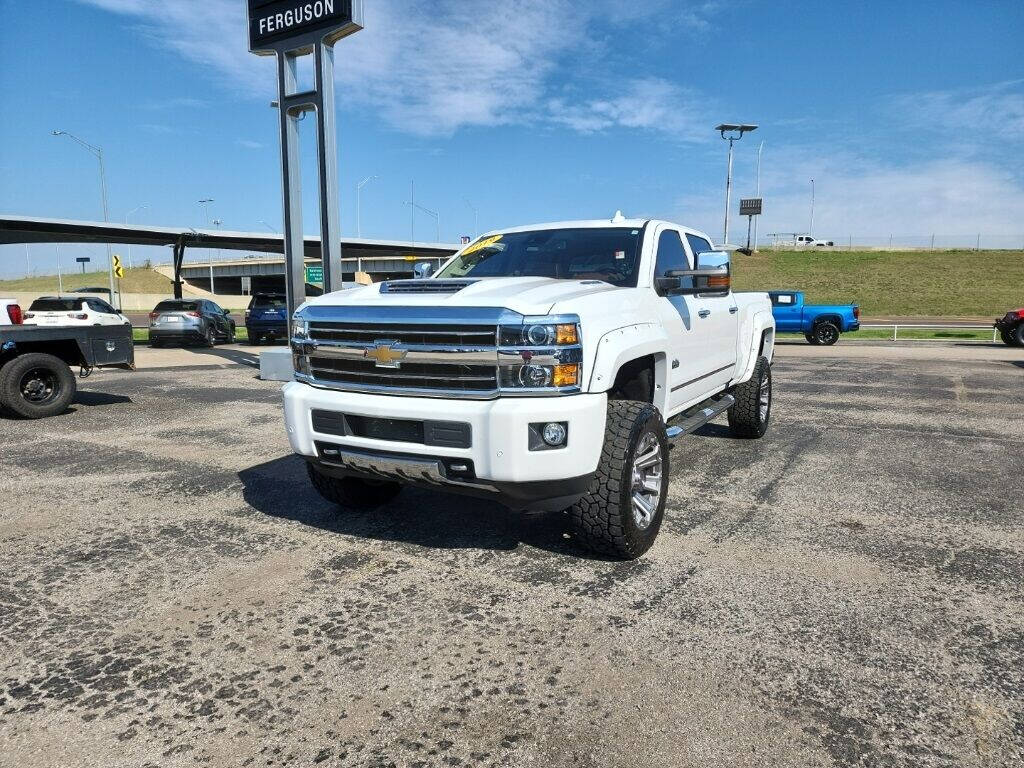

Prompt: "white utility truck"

[284,215,775,559]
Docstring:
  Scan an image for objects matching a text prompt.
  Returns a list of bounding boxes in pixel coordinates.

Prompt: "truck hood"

[300,277,621,317]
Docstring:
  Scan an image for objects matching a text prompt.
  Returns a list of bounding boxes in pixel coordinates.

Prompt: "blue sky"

[1,0,1023,278]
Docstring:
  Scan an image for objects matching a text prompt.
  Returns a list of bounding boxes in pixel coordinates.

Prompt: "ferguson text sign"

[248,0,360,52]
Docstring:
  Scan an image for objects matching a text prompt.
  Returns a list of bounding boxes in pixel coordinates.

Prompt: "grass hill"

[0,267,173,294]
[732,249,1024,317]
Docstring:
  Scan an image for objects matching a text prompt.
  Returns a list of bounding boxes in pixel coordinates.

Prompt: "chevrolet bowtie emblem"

[365,341,407,368]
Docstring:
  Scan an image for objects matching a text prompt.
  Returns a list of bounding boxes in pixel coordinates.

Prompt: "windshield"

[436,227,645,287]
[30,298,82,311]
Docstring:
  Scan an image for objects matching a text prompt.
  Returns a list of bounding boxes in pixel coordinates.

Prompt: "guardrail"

[860,323,998,342]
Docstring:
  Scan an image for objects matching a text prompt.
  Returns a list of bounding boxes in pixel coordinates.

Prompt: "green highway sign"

[305,265,324,284]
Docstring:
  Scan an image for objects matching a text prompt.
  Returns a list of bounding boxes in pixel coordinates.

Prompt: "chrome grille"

[308,322,496,346]
[308,356,497,392]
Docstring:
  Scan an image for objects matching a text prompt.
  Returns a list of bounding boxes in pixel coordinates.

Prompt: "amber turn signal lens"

[553,364,579,387]
[555,324,578,344]
[707,275,731,289]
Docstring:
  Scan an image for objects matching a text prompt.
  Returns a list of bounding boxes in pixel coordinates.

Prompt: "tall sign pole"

[248,0,364,321]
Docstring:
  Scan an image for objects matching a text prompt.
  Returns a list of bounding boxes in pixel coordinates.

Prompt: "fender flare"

[587,323,671,414]
[736,310,775,385]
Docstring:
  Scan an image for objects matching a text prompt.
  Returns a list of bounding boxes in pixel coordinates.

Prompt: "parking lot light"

[715,123,758,245]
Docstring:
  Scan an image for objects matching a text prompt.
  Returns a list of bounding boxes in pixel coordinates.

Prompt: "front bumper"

[283,382,608,509]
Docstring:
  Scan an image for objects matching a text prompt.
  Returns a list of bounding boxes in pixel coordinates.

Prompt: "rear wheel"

[805,332,819,345]
[1013,324,1024,347]
[0,353,77,419]
[569,401,668,560]
[813,321,840,346]
[307,463,402,509]
[728,355,772,439]
[203,326,216,347]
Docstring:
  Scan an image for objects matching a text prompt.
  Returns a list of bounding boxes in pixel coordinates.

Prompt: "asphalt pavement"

[1,341,1022,767]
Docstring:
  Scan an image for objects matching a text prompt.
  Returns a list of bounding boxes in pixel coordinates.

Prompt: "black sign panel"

[739,197,763,216]
[248,0,360,52]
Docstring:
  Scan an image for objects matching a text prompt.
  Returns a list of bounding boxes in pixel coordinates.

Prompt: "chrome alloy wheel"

[630,432,663,530]
[759,369,771,423]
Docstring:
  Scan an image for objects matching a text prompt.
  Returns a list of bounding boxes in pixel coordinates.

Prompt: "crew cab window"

[685,234,713,264]
[654,230,690,275]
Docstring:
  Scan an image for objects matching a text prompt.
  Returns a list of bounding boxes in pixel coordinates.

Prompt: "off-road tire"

[813,321,841,346]
[307,463,402,510]
[728,355,772,439]
[568,400,669,560]
[0,353,77,419]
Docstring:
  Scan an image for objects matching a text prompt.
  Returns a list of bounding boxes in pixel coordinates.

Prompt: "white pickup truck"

[284,215,775,559]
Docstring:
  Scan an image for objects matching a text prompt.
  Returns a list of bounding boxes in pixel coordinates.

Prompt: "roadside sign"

[305,265,324,283]
[75,257,90,263]
[460,236,471,244]
[114,266,125,279]
[112,254,121,269]
[740,198,763,216]
[248,0,363,54]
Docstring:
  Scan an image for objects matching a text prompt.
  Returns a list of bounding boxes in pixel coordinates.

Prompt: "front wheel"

[307,463,402,509]
[1012,324,1024,347]
[0,353,77,419]
[728,355,772,439]
[569,401,669,560]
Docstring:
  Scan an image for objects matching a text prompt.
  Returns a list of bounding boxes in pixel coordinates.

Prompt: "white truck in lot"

[284,215,775,559]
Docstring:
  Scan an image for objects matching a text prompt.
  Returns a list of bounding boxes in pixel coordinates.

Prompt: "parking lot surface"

[2,343,1022,767]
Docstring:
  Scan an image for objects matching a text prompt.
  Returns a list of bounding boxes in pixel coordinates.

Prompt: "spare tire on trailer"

[0,352,77,419]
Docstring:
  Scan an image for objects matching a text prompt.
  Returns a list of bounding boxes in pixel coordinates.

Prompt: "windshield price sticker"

[461,234,503,256]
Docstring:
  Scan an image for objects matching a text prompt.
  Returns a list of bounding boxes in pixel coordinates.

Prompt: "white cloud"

[236,139,264,149]
[75,0,718,137]
[675,150,1024,246]
[890,80,1024,142]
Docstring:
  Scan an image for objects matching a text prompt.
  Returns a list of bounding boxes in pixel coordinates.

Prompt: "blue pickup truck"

[768,291,860,345]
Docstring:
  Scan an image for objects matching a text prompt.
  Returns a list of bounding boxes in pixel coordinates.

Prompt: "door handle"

[729,306,739,314]
[698,309,711,318]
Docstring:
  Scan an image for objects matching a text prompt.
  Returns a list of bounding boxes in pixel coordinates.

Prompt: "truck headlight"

[497,316,582,393]
[291,314,308,341]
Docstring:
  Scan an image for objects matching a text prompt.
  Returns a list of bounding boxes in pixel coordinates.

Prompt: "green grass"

[133,327,252,343]
[732,249,1024,317]
[779,328,995,342]
[0,267,173,294]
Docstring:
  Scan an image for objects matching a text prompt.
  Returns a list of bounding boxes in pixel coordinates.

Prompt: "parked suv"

[245,293,288,345]
[23,296,129,327]
[148,299,235,347]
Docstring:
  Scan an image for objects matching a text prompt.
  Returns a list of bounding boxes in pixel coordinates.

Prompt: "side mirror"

[658,251,731,296]
[413,261,435,279]
[223,308,231,315]
[655,276,682,295]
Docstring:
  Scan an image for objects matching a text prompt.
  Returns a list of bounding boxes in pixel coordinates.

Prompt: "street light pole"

[809,179,815,236]
[715,123,758,246]
[464,198,479,239]
[356,175,378,238]
[125,204,147,269]
[52,130,116,307]
[198,198,215,294]
[405,200,440,242]
[753,140,764,252]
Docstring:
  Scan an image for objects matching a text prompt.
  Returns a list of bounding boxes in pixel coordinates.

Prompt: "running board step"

[666,393,736,439]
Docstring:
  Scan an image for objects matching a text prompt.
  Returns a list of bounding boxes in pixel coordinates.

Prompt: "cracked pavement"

[1,341,1022,767]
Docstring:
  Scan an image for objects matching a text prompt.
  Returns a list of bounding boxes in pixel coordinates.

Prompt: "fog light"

[542,422,567,446]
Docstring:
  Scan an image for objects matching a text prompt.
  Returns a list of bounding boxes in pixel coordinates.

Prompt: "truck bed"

[0,323,135,370]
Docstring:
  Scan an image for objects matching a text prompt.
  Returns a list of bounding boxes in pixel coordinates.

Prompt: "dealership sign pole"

[739,197,762,254]
[248,0,364,320]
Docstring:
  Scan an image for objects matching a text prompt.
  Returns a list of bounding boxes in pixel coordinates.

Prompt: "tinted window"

[30,298,82,311]
[436,227,644,287]
[154,300,198,312]
[654,230,690,276]
[87,299,115,313]
[250,295,286,309]
[685,234,713,262]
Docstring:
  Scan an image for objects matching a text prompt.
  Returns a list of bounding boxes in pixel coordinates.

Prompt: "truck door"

[650,227,708,411]
[686,234,737,391]
[771,292,801,331]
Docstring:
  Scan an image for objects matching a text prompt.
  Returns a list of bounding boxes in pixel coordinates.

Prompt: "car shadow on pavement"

[238,454,610,560]
[73,391,133,407]
[184,346,261,369]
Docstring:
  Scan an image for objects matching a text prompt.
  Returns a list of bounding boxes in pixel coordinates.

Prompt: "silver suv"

[148,299,235,347]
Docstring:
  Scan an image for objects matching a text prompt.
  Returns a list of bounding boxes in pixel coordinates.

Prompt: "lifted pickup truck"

[994,308,1024,347]
[768,291,860,345]
[0,321,134,418]
[285,217,776,559]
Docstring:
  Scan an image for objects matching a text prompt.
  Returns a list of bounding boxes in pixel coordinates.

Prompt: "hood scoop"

[380,279,479,295]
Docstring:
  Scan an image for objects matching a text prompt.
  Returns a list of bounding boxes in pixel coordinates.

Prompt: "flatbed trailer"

[0,324,134,419]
